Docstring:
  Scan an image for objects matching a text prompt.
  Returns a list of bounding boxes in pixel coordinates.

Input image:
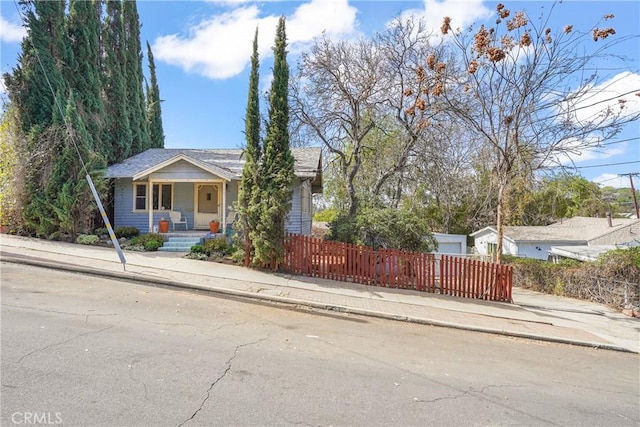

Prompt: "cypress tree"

[4,0,67,133]
[4,0,69,237]
[47,92,106,237]
[66,0,105,154]
[238,28,261,265]
[123,0,150,154]
[103,0,132,163]
[145,41,165,148]
[252,17,295,267]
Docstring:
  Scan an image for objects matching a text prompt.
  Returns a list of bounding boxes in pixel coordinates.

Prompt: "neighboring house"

[432,233,467,255]
[471,216,640,260]
[549,245,619,263]
[105,147,323,234]
[549,240,639,263]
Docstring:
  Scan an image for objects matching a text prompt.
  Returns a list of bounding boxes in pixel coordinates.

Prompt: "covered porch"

[131,154,238,234]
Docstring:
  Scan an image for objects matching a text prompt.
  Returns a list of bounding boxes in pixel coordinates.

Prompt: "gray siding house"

[105,147,323,234]
[471,216,640,260]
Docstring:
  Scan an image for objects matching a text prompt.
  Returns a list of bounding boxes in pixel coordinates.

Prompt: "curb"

[1,253,635,354]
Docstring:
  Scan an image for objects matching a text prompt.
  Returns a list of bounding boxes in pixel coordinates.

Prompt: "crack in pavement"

[16,325,116,364]
[177,334,271,427]
[282,418,315,427]
[130,317,198,328]
[127,362,151,403]
[412,384,526,404]
[2,303,118,318]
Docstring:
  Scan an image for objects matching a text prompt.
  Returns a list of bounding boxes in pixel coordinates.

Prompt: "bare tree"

[291,36,385,217]
[371,17,447,200]
[292,18,453,217]
[435,2,640,263]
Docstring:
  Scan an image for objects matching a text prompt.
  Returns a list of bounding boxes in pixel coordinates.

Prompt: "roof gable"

[132,153,236,181]
[105,147,323,184]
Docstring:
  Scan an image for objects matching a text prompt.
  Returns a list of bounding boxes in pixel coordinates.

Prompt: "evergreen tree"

[238,28,261,265]
[252,17,295,267]
[103,0,132,163]
[4,0,67,133]
[3,0,69,237]
[145,41,165,148]
[66,0,105,153]
[123,0,150,154]
[47,92,106,237]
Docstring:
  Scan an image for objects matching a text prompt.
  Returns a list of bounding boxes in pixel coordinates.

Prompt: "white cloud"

[0,16,26,43]
[549,72,640,166]
[152,0,358,80]
[397,0,492,35]
[205,0,253,4]
[553,137,627,166]
[592,173,636,189]
[287,0,357,44]
[567,72,640,125]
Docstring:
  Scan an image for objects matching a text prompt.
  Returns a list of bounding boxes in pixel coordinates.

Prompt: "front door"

[195,184,220,229]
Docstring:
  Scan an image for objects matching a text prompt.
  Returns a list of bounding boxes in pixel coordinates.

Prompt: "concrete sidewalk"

[1,235,638,353]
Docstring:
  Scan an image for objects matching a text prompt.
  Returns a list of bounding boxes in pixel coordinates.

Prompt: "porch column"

[148,179,153,233]
[221,181,227,232]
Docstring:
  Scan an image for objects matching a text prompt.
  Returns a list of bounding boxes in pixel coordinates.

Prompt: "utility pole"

[619,173,640,219]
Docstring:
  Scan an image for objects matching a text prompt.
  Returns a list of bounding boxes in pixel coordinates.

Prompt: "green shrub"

[93,227,109,236]
[509,247,640,311]
[190,244,205,254]
[230,247,245,264]
[114,226,140,239]
[327,208,437,252]
[136,232,165,251]
[143,240,163,251]
[76,234,100,245]
[327,212,358,244]
[47,231,73,242]
[204,237,229,255]
[313,208,338,223]
[186,252,208,260]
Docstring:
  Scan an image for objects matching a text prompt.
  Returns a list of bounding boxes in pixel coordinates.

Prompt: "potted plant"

[209,220,220,233]
[158,218,169,233]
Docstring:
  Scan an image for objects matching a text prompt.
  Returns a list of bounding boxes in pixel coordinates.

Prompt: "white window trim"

[133,183,148,212]
[132,183,174,212]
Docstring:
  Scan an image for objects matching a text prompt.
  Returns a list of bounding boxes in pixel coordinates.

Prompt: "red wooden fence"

[281,234,513,302]
[439,255,512,302]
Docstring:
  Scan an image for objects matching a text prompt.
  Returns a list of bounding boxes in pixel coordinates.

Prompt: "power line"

[573,160,640,169]
[594,175,623,184]
[598,136,640,147]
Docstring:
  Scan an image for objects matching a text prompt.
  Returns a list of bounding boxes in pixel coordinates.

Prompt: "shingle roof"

[501,225,590,243]
[105,147,322,180]
[473,216,640,243]
[549,245,619,262]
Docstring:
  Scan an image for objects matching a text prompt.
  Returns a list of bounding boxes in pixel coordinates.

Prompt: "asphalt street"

[2,263,639,426]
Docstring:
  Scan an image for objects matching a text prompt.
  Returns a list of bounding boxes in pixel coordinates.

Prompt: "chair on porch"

[169,210,188,231]
[225,211,237,236]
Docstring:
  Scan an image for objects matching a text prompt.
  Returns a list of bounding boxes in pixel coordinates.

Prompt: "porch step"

[158,236,203,252]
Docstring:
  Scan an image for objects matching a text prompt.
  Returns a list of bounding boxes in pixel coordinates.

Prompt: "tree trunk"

[495,182,506,265]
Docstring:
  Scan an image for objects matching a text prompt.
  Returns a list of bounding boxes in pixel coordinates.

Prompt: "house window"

[301,183,311,214]
[152,184,173,210]
[487,242,497,255]
[133,183,173,211]
[134,184,147,211]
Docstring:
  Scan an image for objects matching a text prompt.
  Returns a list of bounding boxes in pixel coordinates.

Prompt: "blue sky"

[1,0,638,189]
